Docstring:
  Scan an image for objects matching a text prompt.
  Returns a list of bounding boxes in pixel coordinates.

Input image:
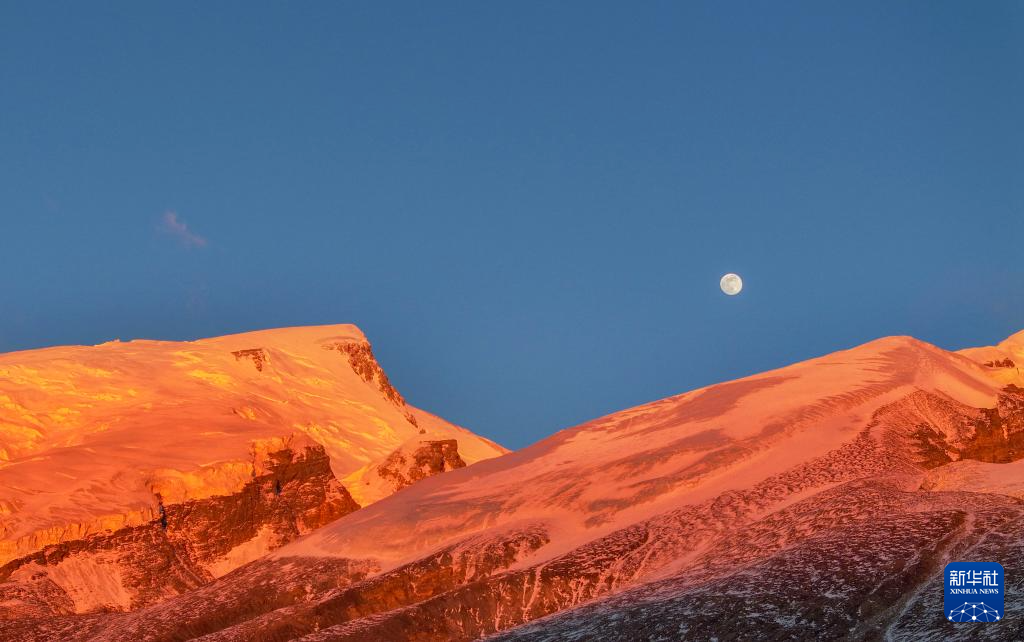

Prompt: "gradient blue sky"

[2,2,1022,448]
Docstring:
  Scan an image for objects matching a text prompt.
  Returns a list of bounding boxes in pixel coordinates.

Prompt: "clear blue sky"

[2,2,1022,448]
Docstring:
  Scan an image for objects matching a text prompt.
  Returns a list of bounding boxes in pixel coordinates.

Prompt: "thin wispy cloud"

[159,211,207,248]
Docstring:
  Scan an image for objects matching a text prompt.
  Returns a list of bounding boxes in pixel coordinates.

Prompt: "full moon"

[720,273,743,296]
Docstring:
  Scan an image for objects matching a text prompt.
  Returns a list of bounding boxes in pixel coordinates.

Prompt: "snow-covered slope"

[279,334,1008,567]
[7,329,1024,641]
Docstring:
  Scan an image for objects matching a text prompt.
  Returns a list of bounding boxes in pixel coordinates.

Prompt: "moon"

[720,273,743,296]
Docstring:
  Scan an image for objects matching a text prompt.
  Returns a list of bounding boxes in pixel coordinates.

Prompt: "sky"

[1,2,1022,449]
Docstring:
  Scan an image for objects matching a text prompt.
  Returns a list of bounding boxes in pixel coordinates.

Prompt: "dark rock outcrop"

[984,358,1016,368]
[231,348,268,372]
[376,439,467,493]
[324,341,405,407]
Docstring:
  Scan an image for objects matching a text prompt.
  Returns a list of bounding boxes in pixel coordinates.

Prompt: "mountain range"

[3,325,1024,640]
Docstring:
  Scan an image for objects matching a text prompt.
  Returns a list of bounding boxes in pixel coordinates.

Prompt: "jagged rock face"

[376,439,466,492]
[341,437,477,506]
[323,341,406,408]
[0,556,380,642]
[24,526,550,642]
[0,444,358,615]
[898,385,1024,466]
[323,340,421,427]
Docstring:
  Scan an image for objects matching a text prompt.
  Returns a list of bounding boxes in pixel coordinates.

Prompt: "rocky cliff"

[0,441,358,616]
[343,438,468,506]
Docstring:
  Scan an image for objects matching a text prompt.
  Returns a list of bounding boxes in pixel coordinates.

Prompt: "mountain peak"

[0,324,505,571]
[850,333,934,353]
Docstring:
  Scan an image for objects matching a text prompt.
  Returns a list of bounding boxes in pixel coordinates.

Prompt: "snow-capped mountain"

[0,324,505,615]
[5,329,1024,640]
